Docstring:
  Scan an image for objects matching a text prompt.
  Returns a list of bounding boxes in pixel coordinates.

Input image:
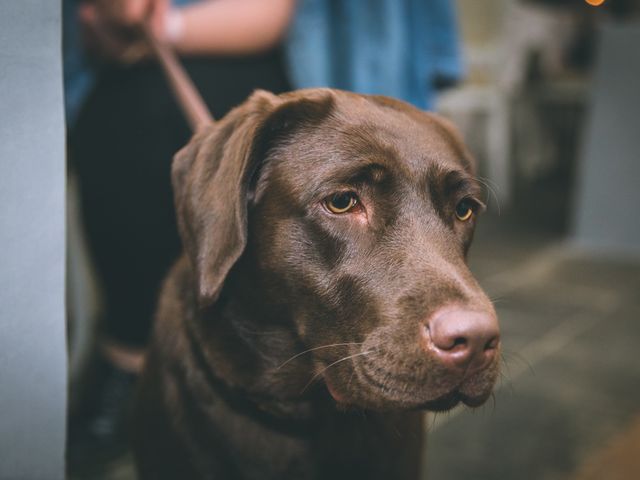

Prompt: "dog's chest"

[183,387,420,480]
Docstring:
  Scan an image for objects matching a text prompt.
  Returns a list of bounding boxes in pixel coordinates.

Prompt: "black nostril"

[425,326,469,352]
[484,335,500,351]
[451,336,467,351]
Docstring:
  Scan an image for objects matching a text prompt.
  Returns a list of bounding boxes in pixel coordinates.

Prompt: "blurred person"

[65,0,295,468]
[286,0,464,110]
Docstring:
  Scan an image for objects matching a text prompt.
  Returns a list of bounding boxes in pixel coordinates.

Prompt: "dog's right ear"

[171,90,280,306]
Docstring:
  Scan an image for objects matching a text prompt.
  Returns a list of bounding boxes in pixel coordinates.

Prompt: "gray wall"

[572,24,640,256]
[0,1,66,478]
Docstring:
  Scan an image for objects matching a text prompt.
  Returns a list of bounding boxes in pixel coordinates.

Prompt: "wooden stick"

[141,21,213,132]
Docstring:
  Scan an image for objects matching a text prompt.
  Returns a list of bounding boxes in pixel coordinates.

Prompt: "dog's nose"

[423,307,500,370]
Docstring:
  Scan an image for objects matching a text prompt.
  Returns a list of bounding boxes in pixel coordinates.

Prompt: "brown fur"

[133,89,500,480]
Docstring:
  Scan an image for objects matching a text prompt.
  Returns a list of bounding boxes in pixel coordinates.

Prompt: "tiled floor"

[70,215,640,479]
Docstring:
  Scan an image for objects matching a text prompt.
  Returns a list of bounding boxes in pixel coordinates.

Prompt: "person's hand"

[79,0,170,63]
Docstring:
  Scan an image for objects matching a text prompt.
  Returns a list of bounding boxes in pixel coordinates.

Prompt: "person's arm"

[169,0,297,55]
[79,0,169,61]
[80,0,296,61]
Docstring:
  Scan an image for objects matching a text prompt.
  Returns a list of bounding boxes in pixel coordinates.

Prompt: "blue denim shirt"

[286,0,463,110]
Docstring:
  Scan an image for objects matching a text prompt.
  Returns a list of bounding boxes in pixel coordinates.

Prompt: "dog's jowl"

[133,89,500,480]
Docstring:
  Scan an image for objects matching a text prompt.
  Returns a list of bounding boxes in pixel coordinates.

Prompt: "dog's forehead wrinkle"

[328,117,442,175]
[337,97,465,155]
[267,143,347,201]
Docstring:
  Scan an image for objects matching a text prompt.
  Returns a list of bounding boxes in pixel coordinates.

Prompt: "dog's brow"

[338,162,389,184]
[448,173,482,197]
[433,169,480,196]
[292,159,392,206]
[425,168,484,218]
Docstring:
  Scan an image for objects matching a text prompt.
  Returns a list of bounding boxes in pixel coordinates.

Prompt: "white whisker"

[301,350,374,393]
[475,175,502,215]
[276,342,364,370]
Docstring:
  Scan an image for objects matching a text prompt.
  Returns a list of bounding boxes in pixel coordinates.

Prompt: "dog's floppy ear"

[172,89,336,306]
[172,90,280,305]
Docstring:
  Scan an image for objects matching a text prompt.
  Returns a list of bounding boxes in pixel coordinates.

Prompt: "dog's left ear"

[172,89,335,306]
[171,90,278,306]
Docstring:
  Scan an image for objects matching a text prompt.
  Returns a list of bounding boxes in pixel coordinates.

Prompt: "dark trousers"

[70,51,291,347]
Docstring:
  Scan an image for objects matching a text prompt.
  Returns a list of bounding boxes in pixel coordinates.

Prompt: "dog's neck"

[185,271,331,422]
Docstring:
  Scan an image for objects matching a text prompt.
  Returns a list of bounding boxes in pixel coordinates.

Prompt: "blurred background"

[59,0,640,478]
[429,1,640,479]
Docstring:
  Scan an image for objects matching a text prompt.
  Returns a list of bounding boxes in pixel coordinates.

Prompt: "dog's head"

[173,89,500,412]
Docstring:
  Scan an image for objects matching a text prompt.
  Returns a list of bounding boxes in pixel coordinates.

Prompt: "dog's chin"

[326,385,493,413]
[415,390,463,412]
[416,388,494,412]
[323,370,497,413]
[421,389,492,411]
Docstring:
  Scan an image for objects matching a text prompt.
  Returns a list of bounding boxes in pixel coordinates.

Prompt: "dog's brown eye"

[455,198,475,221]
[325,192,358,214]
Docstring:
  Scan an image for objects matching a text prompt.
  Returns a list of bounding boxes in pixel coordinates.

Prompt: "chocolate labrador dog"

[133,88,500,480]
